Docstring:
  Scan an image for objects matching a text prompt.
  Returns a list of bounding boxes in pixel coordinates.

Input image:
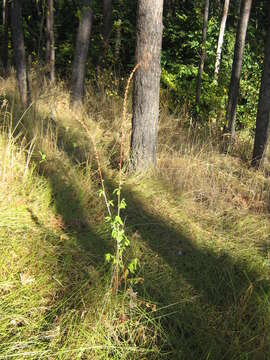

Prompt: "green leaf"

[119,199,127,209]
[105,253,112,262]
[114,215,123,225]
[128,258,138,274]
[113,188,121,196]
[98,189,104,198]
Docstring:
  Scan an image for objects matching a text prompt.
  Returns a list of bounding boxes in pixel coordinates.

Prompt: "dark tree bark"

[225,0,252,137]
[130,0,164,171]
[214,0,230,79]
[45,0,55,83]
[251,3,270,168]
[114,19,121,61]
[103,0,112,49]
[2,0,9,76]
[70,0,93,108]
[195,0,209,105]
[11,0,30,108]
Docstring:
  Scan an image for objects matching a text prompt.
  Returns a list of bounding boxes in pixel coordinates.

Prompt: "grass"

[0,71,270,359]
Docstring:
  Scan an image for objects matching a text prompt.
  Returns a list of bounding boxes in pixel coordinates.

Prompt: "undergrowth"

[0,72,270,359]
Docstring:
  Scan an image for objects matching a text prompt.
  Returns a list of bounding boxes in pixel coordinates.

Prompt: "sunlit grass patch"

[0,73,270,358]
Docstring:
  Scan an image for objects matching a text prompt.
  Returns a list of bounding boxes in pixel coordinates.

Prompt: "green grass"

[0,74,270,359]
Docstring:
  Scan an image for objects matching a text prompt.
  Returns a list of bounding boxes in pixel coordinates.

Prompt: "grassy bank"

[0,73,270,359]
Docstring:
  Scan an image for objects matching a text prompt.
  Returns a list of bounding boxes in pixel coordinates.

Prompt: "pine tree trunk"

[46,0,55,83]
[11,0,30,108]
[251,3,270,168]
[70,0,93,108]
[103,0,112,49]
[2,0,9,76]
[130,0,164,171]
[195,0,209,105]
[214,0,230,79]
[225,0,252,137]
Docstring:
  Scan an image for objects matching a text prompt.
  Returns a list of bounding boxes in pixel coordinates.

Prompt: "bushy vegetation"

[12,0,264,131]
[1,73,270,359]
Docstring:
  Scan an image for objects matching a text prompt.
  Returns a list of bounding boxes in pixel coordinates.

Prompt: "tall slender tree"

[251,3,270,168]
[225,0,252,137]
[114,19,122,62]
[130,0,164,171]
[102,0,112,50]
[11,0,30,108]
[195,0,210,106]
[214,0,230,79]
[70,0,93,108]
[2,0,9,76]
[45,0,55,83]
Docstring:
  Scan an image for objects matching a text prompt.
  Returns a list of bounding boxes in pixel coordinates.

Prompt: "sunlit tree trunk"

[251,3,270,168]
[130,0,164,171]
[11,0,30,108]
[214,0,230,79]
[225,0,252,137]
[70,0,93,108]
[195,0,209,105]
[2,0,9,76]
[45,0,55,83]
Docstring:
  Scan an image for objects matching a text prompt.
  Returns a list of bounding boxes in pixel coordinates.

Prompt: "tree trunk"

[130,0,164,171]
[251,3,270,168]
[45,0,55,83]
[114,19,121,62]
[214,0,230,79]
[11,0,30,108]
[2,0,9,76]
[225,0,252,137]
[195,0,210,105]
[70,0,93,108]
[103,0,112,49]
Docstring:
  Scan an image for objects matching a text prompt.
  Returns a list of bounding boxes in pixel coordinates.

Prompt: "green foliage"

[160,2,264,130]
[100,187,139,291]
[17,0,265,132]
[238,43,262,130]
[38,150,47,163]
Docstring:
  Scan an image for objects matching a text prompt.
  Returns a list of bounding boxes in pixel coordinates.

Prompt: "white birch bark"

[214,0,230,79]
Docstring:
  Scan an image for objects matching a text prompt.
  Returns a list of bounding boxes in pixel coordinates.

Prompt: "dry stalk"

[118,63,140,216]
[74,64,140,295]
[74,114,112,217]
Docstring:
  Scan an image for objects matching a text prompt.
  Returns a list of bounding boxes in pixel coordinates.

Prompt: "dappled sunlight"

[1,71,270,358]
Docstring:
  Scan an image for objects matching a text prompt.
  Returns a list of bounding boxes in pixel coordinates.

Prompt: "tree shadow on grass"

[121,186,270,359]
[1,92,113,309]
[2,93,270,359]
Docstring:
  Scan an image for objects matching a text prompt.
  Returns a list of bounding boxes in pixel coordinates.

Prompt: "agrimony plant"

[76,64,140,294]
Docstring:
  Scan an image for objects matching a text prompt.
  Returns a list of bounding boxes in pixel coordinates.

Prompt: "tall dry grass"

[1,70,270,359]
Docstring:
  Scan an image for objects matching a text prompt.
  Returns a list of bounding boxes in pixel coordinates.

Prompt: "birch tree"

[214,0,230,79]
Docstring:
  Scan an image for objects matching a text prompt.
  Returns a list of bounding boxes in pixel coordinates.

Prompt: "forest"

[1,0,270,359]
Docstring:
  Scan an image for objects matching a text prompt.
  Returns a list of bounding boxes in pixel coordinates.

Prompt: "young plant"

[75,64,140,294]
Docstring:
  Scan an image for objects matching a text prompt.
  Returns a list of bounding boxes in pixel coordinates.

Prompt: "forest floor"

[1,72,270,359]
